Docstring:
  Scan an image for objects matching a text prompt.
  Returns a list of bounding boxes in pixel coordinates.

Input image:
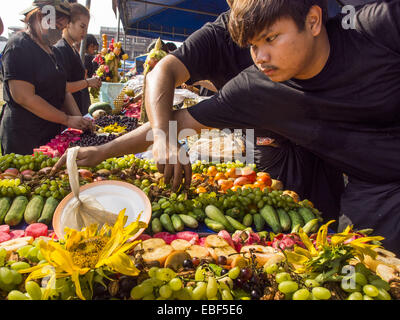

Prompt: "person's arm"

[145,55,192,189]
[63,92,83,116]
[66,77,101,93]
[355,0,400,53]
[51,109,209,184]
[9,80,93,131]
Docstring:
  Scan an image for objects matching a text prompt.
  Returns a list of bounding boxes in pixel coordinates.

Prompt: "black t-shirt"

[188,1,400,185]
[0,32,66,155]
[172,11,345,222]
[84,54,97,78]
[54,38,91,115]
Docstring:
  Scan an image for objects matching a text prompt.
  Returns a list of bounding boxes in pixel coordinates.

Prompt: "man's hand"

[50,146,106,175]
[153,137,192,192]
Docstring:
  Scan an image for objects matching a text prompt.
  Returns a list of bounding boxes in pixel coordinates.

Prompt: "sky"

[1,0,119,37]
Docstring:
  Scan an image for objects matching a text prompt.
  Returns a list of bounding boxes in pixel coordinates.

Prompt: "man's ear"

[306,5,323,36]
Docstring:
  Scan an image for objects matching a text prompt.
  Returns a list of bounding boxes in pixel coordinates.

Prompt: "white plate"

[53,180,151,240]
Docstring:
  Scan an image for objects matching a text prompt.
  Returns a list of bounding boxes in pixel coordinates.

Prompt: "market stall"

[0,0,398,303]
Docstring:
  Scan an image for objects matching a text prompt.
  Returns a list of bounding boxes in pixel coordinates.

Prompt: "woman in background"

[54,3,101,115]
[0,1,92,155]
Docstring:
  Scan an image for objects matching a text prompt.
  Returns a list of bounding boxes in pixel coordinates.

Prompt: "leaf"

[286,251,309,266]
[298,228,318,256]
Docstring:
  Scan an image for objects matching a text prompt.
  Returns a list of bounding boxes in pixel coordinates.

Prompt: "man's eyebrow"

[254,29,272,42]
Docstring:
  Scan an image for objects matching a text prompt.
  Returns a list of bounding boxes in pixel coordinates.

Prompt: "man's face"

[248,17,315,82]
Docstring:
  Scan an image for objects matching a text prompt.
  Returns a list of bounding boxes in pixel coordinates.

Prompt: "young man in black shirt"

[181,0,400,253]
[144,3,344,226]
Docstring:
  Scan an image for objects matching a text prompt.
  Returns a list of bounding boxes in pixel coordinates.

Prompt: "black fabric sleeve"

[53,45,71,79]
[355,0,400,54]
[170,24,219,85]
[187,70,258,130]
[2,45,35,84]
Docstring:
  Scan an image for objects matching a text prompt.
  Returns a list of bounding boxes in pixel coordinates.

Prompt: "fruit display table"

[0,147,399,301]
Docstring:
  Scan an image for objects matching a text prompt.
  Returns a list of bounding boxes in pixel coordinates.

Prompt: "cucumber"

[4,196,29,226]
[0,197,12,224]
[160,213,175,233]
[205,205,234,232]
[171,214,184,232]
[38,197,59,225]
[88,102,112,115]
[298,207,316,224]
[178,214,199,229]
[302,219,319,235]
[192,208,206,221]
[24,196,45,225]
[287,210,305,228]
[225,216,246,231]
[260,205,282,234]
[276,208,291,232]
[242,214,253,227]
[291,224,301,234]
[204,218,225,233]
[151,210,162,219]
[253,213,265,232]
[151,218,163,234]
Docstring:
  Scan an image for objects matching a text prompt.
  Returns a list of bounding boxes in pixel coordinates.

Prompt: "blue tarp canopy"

[118,0,229,42]
[116,0,372,43]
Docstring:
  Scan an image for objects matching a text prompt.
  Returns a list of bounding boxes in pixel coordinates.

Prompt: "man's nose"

[254,48,271,65]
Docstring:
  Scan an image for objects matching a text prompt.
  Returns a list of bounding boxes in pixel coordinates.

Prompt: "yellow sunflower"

[19,209,147,300]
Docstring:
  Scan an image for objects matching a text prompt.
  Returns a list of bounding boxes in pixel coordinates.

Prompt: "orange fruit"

[195,186,207,194]
[215,172,227,181]
[225,167,239,179]
[207,166,218,177]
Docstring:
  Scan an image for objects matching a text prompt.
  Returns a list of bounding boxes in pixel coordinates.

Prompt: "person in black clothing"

[177,0,399,253]
[145,6,344,226]
[84,34,99,78]
[54,3,101,115]
[0,0,93,156]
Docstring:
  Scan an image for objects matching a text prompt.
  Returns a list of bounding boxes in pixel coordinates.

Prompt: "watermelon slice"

[25,223,48,239]
[153,232,178,244]
[9,230,26,239]
[0,225,10,234]
[136,234,152,241]
[176,231,199,245]
[0,232,11,243]
[198,237,207,247]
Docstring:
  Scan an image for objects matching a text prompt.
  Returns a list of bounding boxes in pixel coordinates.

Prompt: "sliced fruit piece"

[213,246,237,265]
[231,255,249,269]
[0,237,34,252]
[134,238,173,266]
[153,232,178,245]
[164,250,192,272]
[205,235,229,248]
[171,239,192,251]
[186,245,210,259]
[240,245,282,266]
[217,230,235,249]
[376,264,399,283]
[374,248,396,258]
[262,253,286,268]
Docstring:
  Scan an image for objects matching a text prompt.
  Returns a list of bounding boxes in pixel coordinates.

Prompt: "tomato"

[257,175,272,186]
[207,166,218,177]
[240,167,256,183]
[234,177,251,186]
[218,179,234,191]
